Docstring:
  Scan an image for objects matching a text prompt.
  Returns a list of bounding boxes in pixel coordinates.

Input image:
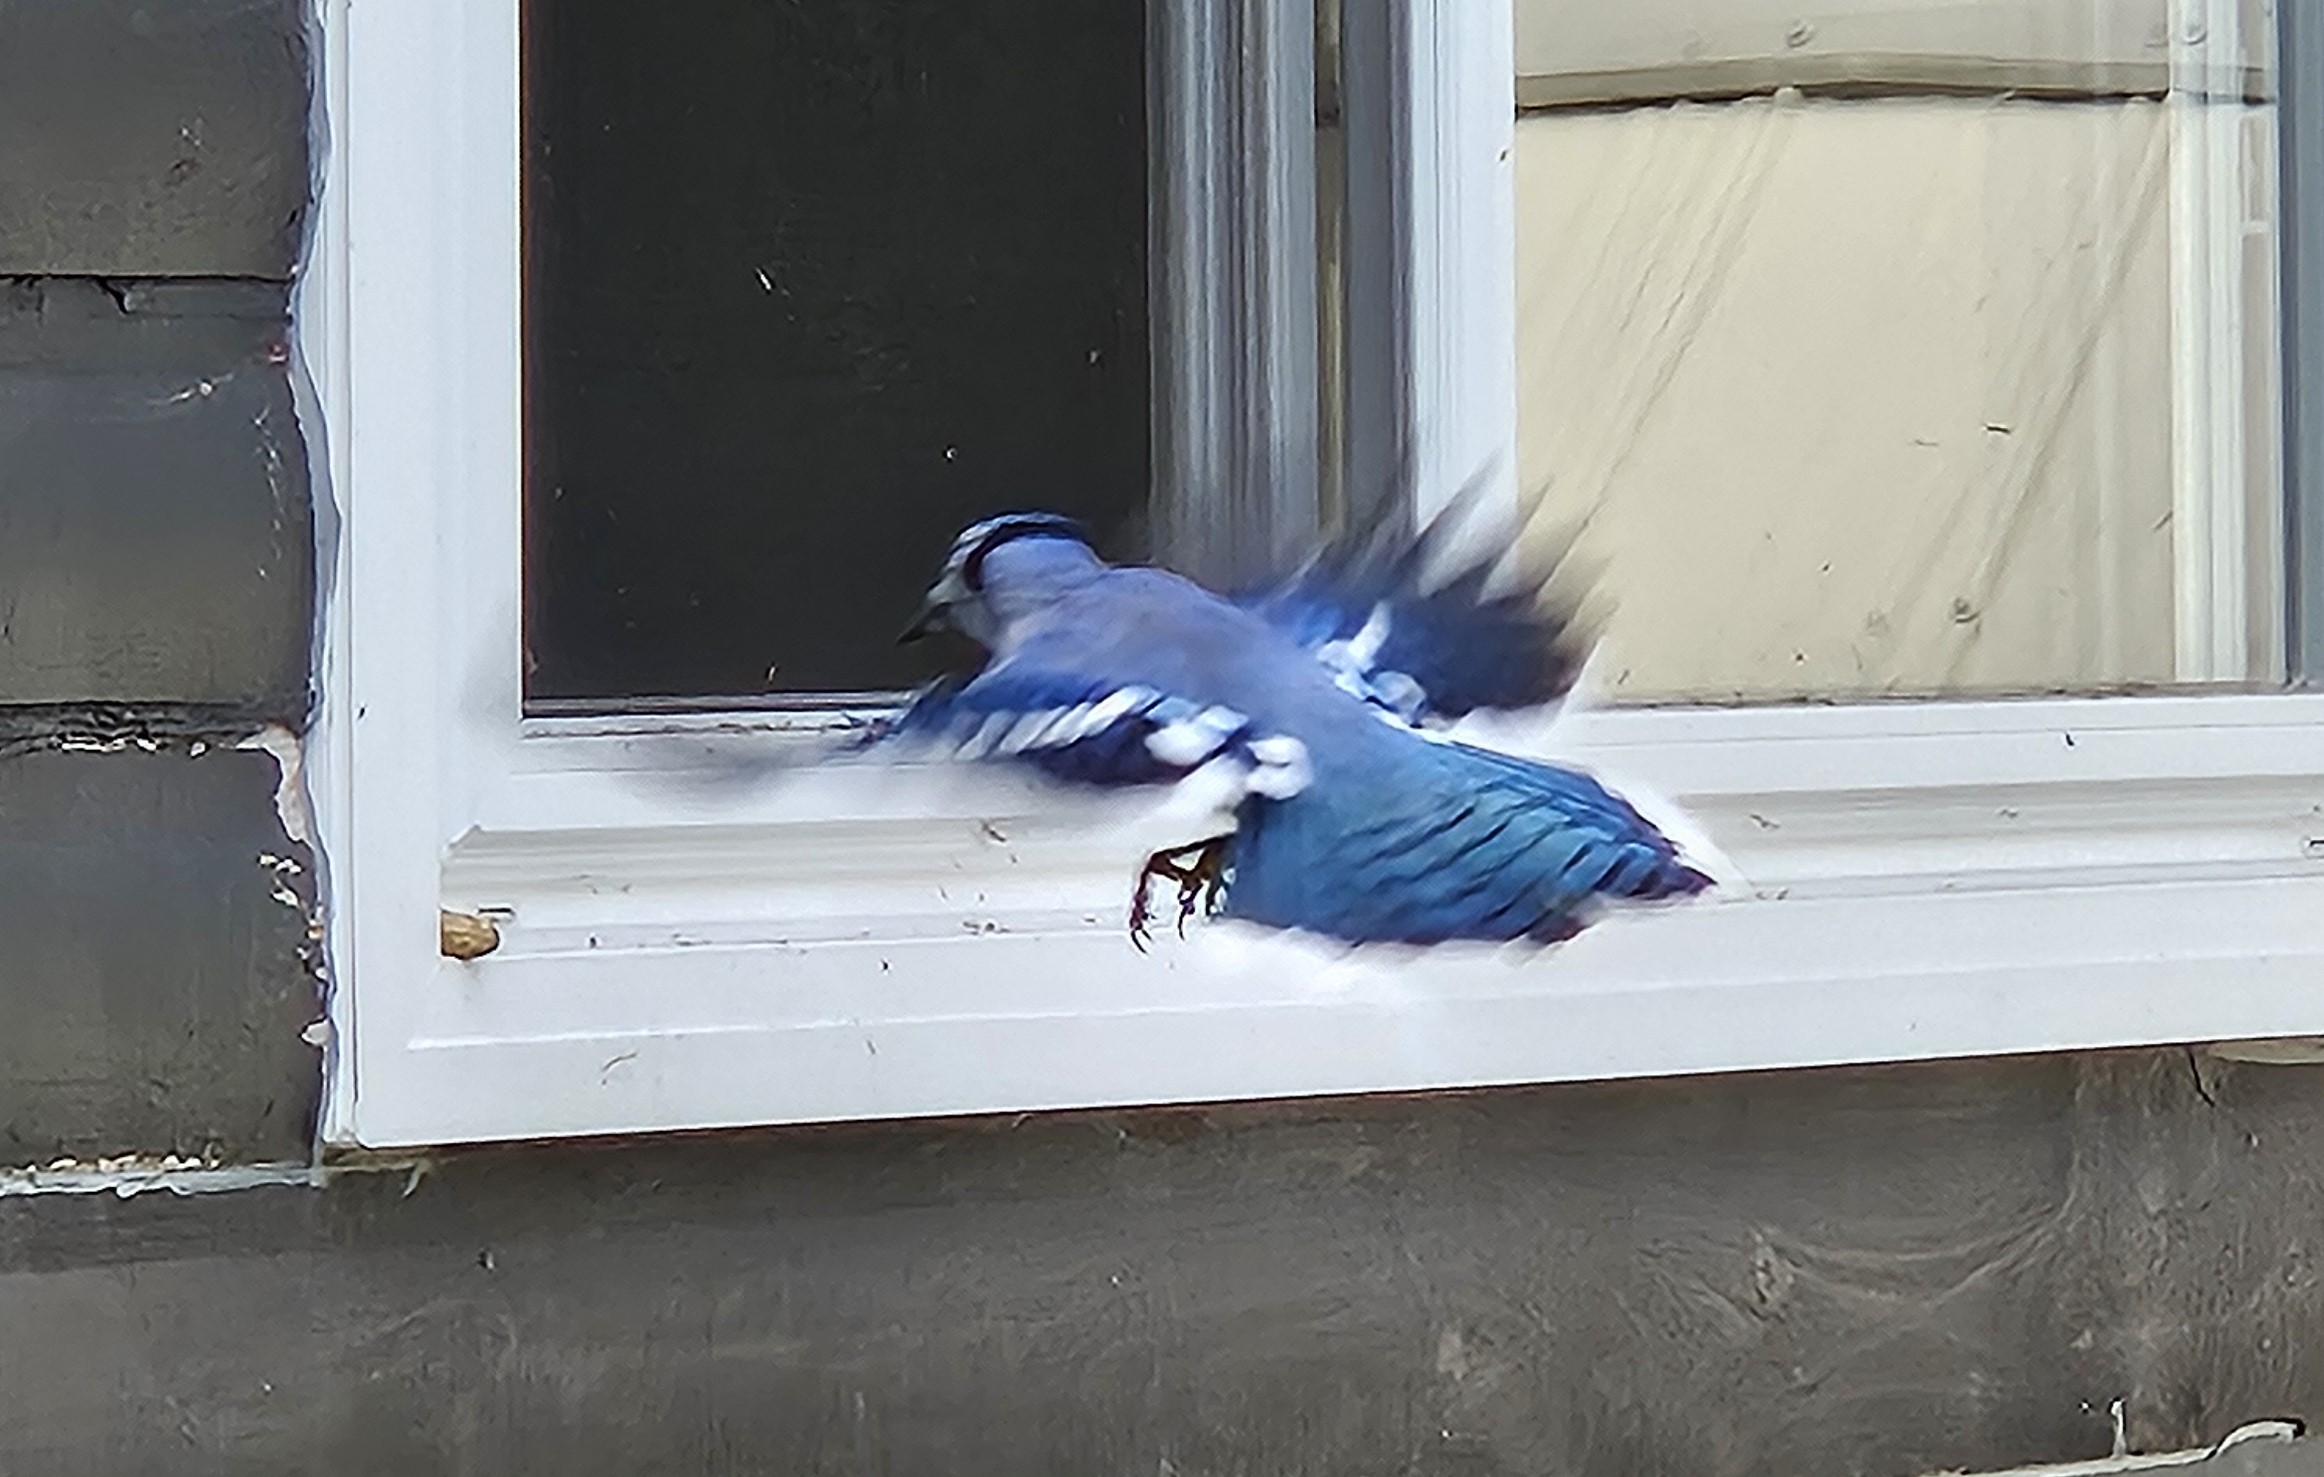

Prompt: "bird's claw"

[1128,838,1229,950]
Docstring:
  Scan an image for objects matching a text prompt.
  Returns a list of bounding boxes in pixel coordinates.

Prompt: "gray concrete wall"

[0,0,310,278]
[0,0,318,1164]
[8,1052,2324,1475]
[4,2,2324,1474]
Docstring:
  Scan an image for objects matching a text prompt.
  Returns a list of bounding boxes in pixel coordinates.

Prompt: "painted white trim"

[317,0,525,1148]
[311,0,2324,1150]
[373,756,2324,1147]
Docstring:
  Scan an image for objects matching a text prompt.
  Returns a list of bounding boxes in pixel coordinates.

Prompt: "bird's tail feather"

[1221,741,1710,947]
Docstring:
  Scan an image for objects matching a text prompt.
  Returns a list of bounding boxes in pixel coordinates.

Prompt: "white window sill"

[333,692,2324,1148]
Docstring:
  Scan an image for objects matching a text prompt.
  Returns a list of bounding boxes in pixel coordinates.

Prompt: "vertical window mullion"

[2282,0,2324,683]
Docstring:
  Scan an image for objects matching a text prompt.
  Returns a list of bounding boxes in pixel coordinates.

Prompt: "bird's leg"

[1128,837,1232,950]
[1171,837,1229,934]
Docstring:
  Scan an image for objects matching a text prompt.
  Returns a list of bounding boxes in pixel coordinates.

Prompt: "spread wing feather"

[1236,460,1592,724]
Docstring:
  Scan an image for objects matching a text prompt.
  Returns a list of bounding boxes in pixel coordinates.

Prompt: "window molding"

[306,0,2324,1151]
[366,691,2324,1148]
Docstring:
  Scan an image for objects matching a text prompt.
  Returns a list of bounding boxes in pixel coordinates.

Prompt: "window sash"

[308,0,2324,1150]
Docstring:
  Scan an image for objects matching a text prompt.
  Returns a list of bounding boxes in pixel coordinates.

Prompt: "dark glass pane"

[523,0,1150,704]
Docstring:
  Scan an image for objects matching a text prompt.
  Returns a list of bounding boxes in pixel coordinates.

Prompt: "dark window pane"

[523,0,1150,704]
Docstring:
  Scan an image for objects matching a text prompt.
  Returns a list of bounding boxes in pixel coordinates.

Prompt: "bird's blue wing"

[1236,463,1590,724]
[1220,738,1708,945]
[856,661,1307,794]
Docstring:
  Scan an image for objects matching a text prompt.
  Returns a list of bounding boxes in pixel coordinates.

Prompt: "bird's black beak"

[902,568,971,645]
[898,596,945,645]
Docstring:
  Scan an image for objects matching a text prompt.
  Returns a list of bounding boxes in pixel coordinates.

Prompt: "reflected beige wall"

[1514,92,2274,701]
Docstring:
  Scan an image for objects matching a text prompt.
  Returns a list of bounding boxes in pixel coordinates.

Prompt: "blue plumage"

[869,668,1274,791]
[1236,468,1589,724]
[875,508,1711,947]
[1227,735,1707,945]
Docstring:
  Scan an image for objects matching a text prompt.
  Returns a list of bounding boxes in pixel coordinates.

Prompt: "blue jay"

[871,491,1713,948]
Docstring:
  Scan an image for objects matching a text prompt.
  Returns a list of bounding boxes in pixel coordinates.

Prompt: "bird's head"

[902,510,1099,649]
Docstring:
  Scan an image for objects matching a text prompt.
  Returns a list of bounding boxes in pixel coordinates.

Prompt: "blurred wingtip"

[1622,781,1749,896]
[601,730,841,807]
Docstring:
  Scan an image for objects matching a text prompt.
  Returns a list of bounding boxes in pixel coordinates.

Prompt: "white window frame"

[304,0,2324,1150]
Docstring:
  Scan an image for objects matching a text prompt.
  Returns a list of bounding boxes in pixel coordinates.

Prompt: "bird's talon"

[1128,876,1156,952]
[1130,837,1229,947]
